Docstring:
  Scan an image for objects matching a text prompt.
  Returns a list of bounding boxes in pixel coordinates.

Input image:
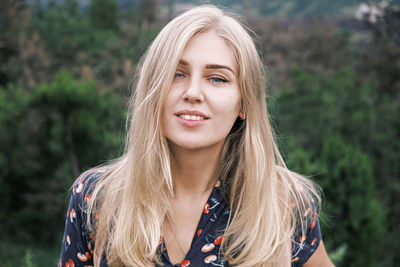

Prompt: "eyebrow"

[178,60,235,75]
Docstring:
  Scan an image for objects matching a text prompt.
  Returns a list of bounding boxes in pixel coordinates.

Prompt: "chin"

[172,141,206,150]
[168,138,224,152]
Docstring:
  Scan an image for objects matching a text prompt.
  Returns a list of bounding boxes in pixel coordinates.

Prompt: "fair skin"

[304,241,335,267]
[161,29,241,264]
[161,30,334,266]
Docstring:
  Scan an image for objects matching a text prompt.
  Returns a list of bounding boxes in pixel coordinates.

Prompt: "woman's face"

[162,30,241,151]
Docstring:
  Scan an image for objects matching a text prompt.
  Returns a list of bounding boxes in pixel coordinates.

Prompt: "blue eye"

[174,73,184,79]
[210,77,228,83]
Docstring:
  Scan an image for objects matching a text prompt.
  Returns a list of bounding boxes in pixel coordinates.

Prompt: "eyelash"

[209,76,228,83]
[174,73,184,79]
[173,72,229,83]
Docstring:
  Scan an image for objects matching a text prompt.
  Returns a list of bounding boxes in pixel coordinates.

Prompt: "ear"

[239,110,245,120]
[239,102,246,119]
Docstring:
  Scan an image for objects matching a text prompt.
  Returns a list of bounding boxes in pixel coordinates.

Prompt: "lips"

[175,110,209,121]
[179,114,205,121]
[175,109,209,127]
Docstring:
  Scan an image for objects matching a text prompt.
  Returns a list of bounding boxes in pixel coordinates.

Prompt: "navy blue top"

[58,173,321,267]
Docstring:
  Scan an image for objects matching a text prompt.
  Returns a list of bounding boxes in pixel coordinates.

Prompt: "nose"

[183,76,204,104]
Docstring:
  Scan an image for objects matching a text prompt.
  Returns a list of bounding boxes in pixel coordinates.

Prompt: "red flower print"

[311,237,317,246]
[311,219,316,229]
[70,209,76,223]
[214,236,223,245]
[203,203,210,214]
[181,259,190,267]
[204,254,217,263]
[76,183,83,193]
[85,252,92,260]
[65,259,75,267]
[201,243,215,252]
[77,252,88,262]
[197,229,203,236]
[292,257,300,262]
[84,193,91,203]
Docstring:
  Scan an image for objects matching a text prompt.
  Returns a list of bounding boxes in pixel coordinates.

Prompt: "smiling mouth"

[178,114,207,121]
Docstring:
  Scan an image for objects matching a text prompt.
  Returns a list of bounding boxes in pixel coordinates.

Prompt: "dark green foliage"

[0,0,30,86]
[27,0,159,91]
[139,0,159,25]
[31,2,119,67]
[29,72,124,174]
[256,0,365,17]
[0,72,124,246]
[0,240,60,267]
[271,67,390,266]
[319,136,385,267]
[89,0,120,32]
[0,85,31,237]
[181,0,368,17]
[356,5,400,263]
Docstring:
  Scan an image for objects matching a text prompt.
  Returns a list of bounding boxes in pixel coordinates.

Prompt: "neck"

[170,143,222,199]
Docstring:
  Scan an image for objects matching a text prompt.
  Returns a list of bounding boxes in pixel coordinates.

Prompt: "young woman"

[59,5,334,267]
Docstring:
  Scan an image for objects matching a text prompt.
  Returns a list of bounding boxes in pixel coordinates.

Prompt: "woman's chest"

[158,189,230,266]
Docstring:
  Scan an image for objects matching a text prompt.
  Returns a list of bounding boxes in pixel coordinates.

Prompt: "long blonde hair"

[84,5,320,267]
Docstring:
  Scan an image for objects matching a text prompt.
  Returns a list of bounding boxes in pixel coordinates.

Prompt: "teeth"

[179,114,205,121]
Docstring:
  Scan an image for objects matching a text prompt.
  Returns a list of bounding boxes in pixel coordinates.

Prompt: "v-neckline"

[160,184,225,266]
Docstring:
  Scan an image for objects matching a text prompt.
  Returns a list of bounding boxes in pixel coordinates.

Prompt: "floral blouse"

[58,173,321,267]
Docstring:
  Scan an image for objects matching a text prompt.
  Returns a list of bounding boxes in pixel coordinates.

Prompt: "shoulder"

[59,171,103,266]
[291,199,322,266]
[72,171,103,197]
[69,171,104,223]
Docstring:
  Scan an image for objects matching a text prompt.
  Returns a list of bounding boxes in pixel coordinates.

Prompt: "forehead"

[180,30,237,73]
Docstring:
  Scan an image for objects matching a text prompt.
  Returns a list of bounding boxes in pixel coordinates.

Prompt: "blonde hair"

[84,5,320,267]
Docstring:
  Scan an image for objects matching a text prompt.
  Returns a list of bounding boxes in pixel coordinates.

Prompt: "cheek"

[162,90,177,114]
[214,92,241,115]
[161,92,175,127]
